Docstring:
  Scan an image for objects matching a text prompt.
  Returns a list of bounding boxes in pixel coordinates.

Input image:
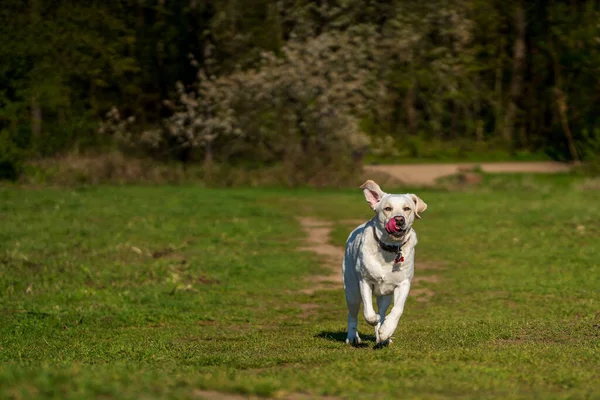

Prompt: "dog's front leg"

[375,295,393,344]
[359,280,380,326]
[377,280,410,343]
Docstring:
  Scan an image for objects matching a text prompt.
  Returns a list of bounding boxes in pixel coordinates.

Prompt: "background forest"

[1,0,599,184]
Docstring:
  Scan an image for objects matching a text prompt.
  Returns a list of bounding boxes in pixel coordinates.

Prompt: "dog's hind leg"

[375,295,393,345]
[345,298,361,345]
[376,295,393,322]
[343,254,362,345]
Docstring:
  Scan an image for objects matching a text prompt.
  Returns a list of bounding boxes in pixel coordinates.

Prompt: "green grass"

[1,178,599,399]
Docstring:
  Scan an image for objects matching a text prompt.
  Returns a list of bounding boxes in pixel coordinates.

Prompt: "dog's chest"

[359,252,413,296]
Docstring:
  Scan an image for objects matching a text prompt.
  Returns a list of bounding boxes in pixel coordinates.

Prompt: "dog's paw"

[345,333,361,346]
[364,313,380,326]
[375,322,393,346]
[378,322,396,343]
[374,338,392,349]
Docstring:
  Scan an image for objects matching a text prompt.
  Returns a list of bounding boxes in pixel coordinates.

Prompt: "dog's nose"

[394,215,405,225]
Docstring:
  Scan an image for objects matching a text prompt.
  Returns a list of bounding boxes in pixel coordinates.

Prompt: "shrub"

[101,28,377,184]
[0,129,24,181]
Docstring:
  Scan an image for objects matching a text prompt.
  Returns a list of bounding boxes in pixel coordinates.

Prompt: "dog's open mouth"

[389,230,405,238]
[385,218,406,237]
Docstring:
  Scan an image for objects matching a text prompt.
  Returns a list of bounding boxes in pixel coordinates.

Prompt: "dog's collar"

[372,225,409,264]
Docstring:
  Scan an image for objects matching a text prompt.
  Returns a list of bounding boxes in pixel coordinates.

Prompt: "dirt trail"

[365,161,572,186]
[193,390,340,400]
[297,217,344,294]
[298,217,437,301]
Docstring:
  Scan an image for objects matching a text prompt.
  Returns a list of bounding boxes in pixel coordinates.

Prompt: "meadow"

[1,175,599,399]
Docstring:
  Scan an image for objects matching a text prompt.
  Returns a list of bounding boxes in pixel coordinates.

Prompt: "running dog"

[342,180,427,346]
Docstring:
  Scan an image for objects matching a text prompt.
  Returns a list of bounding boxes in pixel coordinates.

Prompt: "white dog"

[343,180,427,346]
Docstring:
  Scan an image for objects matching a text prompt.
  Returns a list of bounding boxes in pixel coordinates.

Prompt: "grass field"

[1,175,599,399]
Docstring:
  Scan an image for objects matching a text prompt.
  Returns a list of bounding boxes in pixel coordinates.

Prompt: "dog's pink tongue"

[385,218,401,234]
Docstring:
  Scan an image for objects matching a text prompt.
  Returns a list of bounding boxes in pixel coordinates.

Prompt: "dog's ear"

[360,180,385,210]
[410,194,428,219]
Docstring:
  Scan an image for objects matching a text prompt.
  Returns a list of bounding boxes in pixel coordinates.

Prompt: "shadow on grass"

[315,330,377,348]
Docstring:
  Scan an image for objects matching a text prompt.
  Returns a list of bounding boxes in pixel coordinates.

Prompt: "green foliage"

[0,130,24,181]
[0,0,137,158]
[1,183,600,398]
[573,128,600,176]
[2,0,600,180]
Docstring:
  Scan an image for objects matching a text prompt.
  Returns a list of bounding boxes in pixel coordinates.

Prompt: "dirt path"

[193,390,340,400]
[297,217,345,295]
[298,217,437,301]
[365,161,572,186]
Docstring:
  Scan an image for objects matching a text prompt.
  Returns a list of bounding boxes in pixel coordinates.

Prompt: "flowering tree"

[159,70,241,166]
[115,26,379,179]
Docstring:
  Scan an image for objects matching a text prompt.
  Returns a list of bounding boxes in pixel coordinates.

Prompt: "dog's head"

[361,180,427,241]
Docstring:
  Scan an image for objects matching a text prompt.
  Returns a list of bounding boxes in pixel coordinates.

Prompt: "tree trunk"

[494,37,504,137]
[450,100,457,139]
[475,98,484,142]
[518,124,527,148]
[548,23,579,162]
[553,88,580,162]
[502,2,526,144]
[405,83,417,136]
[30,0,42,148]
[476,120,484,142]
[204,140,213,167]
[31,95,42,144]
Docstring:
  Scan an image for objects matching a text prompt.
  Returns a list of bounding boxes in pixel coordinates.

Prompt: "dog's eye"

[384,206,393,212]
[403,207,411,212]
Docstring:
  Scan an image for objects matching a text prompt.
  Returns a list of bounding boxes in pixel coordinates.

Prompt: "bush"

[20,152,364,188]
[100,28,377,182]
[574,128,600,176]
[0,129,25,181]
[21,153,190,186]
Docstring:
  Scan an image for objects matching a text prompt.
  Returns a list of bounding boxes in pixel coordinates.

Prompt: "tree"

[501,0,526,144]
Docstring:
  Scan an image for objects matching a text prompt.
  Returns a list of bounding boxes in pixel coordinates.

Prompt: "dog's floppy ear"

[360,180,385,210]
[410,194,428,219]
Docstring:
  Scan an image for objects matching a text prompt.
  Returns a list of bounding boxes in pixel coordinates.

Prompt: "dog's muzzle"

[385,216,406,236]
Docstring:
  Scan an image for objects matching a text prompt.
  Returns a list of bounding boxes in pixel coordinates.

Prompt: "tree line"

[1,0,599,180]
